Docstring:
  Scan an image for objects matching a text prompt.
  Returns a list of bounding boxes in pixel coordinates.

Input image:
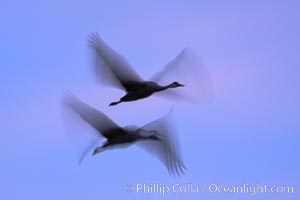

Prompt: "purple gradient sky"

[1,0,299,199]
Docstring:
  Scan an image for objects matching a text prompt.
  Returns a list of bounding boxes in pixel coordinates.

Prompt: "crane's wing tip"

[62,92,77,105]
[87,32,103,47]
[89,31,100,38]
[181,46,193,54]
[169,165,187,177]
[167,106,174,116]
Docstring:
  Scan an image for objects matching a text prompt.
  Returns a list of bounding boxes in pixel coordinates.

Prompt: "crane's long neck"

[157,83,174,91]
[139,135,160,141]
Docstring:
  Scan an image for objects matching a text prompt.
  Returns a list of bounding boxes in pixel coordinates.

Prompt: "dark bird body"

[110,81,183,106]
[63,94,186,176]
[92,127,159,154]
[88,33,184,106]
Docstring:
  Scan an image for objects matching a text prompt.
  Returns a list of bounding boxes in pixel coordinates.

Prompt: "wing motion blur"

[88,32,144,91]
[63,93,120,137]
[137,111,186,176]
[151,48,214,103]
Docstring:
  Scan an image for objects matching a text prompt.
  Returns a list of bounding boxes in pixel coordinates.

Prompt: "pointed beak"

[178,83,185,87]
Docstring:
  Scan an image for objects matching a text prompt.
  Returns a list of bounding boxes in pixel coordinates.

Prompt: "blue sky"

[1,0,299,199]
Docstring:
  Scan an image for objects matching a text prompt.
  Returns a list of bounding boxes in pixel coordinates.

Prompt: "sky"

[1,0,299,199]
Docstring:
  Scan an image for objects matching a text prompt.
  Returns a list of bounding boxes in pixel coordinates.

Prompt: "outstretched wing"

[78,137,103,165]
[88,32,144,91]
[63,93,120,138]
[150,48,186,83]
[150,48,214,103]
[136,111,186,176]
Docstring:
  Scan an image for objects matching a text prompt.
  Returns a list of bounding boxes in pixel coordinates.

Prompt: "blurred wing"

[88,32,144,90]
[136,112,186,176]
[62,93,120,137]
[150,48,214,103]
[78,138,103,165]
[150,48,186,83]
